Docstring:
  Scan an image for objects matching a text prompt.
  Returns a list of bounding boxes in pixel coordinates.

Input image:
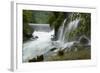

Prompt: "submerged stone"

[50,48,57,51]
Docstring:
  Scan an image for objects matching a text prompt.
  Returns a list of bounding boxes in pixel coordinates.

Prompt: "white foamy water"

[22,30,54,62]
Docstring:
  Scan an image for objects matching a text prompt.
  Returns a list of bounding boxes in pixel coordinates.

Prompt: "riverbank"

[44,48,91,61]
[27,47,91,62]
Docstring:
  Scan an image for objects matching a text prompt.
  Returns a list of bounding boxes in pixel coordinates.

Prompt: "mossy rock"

[58,50,64,56]
[79,36,89,45]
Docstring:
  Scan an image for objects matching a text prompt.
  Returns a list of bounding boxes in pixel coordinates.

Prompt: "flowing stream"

[22,18,89,62]
[22,28,54,62]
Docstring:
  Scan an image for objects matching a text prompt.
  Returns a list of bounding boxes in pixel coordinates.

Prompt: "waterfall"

[58,19,80,43]
[52,19,80,50]
[58,19,67,42]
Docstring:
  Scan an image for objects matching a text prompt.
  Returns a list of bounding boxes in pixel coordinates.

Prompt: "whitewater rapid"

[22,30,54,62]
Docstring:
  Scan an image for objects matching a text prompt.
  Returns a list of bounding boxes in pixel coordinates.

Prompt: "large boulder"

[37,55,44,62]
[58,49,64,56]
[28,58,37,62]
[79,35,89,45]
[28,55,44,62]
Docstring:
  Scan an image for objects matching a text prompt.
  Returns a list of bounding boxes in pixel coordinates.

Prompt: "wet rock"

[35,36,38,38]
[32,36,38,39]
[37,55,44,62]
[28,58,37,62]
[50,48,57,51]
[28,55,44,62]
[51,35,57,41]
[79,35,89,45]
[27,33,33,38]
[58,50,64,56]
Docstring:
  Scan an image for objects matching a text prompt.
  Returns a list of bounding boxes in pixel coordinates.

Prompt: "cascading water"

[53,19,80,50]
[22,18,90,62]
[58,19,80,43]
[58,19,67,42]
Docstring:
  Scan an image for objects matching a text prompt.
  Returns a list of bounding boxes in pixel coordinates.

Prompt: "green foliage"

[53,12,65,29]
[23,10,33,42]
[50,12,66,39]
[23,10,35,23]
[67,13,91,41]
[33,11,53,24]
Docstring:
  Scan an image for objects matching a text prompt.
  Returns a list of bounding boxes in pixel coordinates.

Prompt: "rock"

[58,50,64,56]
[32,36,38,39]
[37,55,44,62]
[28,58,37,62]
[35,36,38,38]
[79,35,89,45]
[27,33,33,38]
[28,55,44,62]
[50,48,57,51]
[51,36,57,41]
